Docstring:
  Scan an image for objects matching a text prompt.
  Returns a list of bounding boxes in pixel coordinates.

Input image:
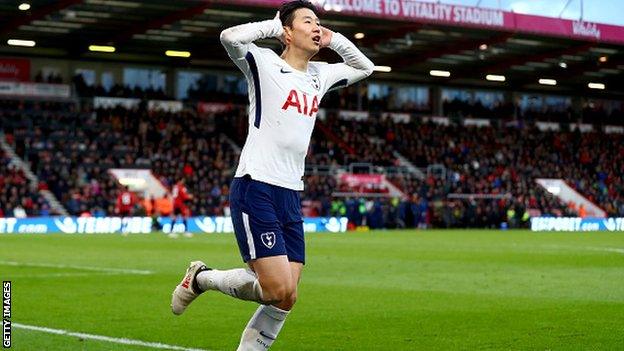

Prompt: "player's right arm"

[219,13,283,64]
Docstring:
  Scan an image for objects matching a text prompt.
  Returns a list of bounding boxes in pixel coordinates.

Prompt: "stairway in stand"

[0,132,68,216]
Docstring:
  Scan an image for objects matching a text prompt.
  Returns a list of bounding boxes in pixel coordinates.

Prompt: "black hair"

[279,0,318,27]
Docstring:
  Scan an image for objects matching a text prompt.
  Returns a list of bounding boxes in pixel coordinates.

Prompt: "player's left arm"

[319,27,374,93]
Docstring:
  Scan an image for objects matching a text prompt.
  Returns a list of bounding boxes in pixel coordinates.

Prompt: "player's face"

[286,8,321,55]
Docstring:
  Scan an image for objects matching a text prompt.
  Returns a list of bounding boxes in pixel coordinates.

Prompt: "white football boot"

[171,260,210,315]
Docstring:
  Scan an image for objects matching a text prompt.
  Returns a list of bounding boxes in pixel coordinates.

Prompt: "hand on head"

[319,25,333,48]
[274,11,286,44]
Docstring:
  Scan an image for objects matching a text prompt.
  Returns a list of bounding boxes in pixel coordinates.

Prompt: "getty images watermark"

[2,281,10,348]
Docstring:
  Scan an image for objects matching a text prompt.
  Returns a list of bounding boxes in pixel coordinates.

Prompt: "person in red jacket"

[116,185,137,217]
[170,178,193,236]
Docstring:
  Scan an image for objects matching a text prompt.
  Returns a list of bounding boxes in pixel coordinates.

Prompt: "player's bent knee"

[261,283,295,305]
[285,291,298,308]
[273,290,297,311]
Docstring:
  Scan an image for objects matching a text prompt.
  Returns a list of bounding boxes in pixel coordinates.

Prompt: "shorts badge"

[260,232,276,249]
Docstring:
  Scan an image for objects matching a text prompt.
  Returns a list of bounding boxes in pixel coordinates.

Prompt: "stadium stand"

[0,100,239,217]
[2,92,622,228]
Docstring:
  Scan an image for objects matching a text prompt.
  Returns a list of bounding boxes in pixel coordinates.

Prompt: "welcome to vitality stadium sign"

[216,0,624,45]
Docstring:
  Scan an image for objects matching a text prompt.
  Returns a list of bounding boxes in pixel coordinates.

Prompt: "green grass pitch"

[1,230,623,350]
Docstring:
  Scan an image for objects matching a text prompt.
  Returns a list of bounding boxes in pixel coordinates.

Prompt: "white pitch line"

[586,247,624,254]
[8,273,123,278]
[13,323,211,351]
[0,261,153,275]
[539,245,624,255]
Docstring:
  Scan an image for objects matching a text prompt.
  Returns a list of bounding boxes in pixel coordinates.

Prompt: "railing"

[304,163,424,178]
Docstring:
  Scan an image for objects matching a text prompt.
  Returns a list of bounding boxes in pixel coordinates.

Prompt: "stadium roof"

[1,0,623,98]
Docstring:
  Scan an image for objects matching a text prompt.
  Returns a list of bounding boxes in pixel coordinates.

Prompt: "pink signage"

[211,0,624,44]
[340,173,384,185]
[197,102,234,114]
[339,173,389,194]
[0,58,30,82]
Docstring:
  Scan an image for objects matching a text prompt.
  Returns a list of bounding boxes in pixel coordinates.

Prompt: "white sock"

[237,304,289,351]
[196,268,264,303]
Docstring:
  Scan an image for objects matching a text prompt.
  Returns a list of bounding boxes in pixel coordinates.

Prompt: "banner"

[463,118,490,127]
[382,112,410,123]
[197,102,233,114]
[569,123,593,133]
[530,217,624,232]
[339,110,369,121]
[93,97,140,109]
[164,216,349,234]
[0,216,349,234]
[148,100,183,113]
[422,116,450,126]
[0,81,70,98]
[604,125,624,134]
[214,0,624,45]
[340,173,384,185]
[535,121,561,132]
[0,58,30,82]
[339,173,389,194]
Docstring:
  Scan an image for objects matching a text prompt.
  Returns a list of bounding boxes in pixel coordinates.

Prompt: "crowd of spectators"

[0,147,50,217]
[1,97,622,230]
[354,118,624,220]
[313,113,399,167]
[252,112,608,223]
[0,100,238,217]
[291,105,623,226]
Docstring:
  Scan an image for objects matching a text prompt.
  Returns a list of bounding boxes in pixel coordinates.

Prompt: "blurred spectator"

[116,185,138,216]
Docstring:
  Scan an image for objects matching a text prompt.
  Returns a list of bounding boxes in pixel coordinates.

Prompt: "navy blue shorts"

[230,176,305,264]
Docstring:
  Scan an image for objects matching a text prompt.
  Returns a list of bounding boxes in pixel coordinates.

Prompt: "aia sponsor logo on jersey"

[281,89,319,117]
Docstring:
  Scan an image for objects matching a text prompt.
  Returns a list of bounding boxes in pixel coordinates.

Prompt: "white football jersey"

[221,20,373,190]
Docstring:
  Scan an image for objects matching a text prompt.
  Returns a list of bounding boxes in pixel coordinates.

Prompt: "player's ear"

[278,26,287,45]
[283,26,293,45]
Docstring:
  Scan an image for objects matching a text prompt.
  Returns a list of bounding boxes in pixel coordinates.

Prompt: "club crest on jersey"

[260,232,276,249]
[282,89,319,117]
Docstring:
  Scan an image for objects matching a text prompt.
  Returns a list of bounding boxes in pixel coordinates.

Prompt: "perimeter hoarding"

[530,217,624,232]
[0,216,349,234]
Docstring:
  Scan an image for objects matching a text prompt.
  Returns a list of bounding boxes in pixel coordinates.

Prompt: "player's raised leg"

[171,260,264,315]
[171,255,300,349]
[171,176,287,313]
